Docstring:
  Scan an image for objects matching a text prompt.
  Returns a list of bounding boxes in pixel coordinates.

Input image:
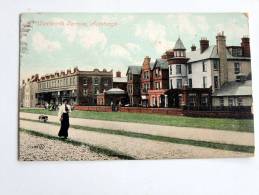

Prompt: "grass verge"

[20,118,255,154]
[19,128,135,160]
[20,108,254,132]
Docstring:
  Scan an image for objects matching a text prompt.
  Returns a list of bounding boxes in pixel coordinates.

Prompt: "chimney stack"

[55,72,59,77]
[144,56,151,62]
[67,69,71,74]
[216,32,228,86]
[143,56,151,69]
[241,36,250,57]
[191,44,196,51]
[116,71,121,78]
[74,66,79,73]
[60,71,65,77]
[200,38,209,53]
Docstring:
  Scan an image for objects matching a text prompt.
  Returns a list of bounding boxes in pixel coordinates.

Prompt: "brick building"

[36,67,113,106]
[125,33,251,110]
[148,58,169,107]
[126,66,141,106]
[140,56,154,107]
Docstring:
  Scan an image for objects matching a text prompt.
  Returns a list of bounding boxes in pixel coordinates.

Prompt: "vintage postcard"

[19,13,254,161]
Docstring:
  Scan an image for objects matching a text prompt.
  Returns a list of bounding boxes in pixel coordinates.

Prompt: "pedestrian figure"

[58,99,71,139]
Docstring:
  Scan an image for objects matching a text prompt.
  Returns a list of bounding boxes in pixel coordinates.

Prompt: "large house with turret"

[126,32,252,110]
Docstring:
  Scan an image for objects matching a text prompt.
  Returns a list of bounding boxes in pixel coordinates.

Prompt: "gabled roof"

[174,38,186,50]
[152,59,168,70]
[186,45,218,63]
[126,66,141,75]
[186,45,251,63]
[212,80,252,97]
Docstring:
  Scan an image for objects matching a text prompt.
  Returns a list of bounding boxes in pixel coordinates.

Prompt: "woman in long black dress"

[58,99,71,139]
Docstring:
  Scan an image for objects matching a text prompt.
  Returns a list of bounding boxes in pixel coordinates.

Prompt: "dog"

[38,115,48,123]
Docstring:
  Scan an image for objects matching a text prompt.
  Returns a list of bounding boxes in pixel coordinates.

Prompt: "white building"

[22,75,39,108]
[186,34,251,93]
[167,33,252,108]
[168,38,188,89]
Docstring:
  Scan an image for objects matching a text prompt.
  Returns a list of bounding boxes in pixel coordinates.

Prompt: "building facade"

[78,69,113,105]
[113,71,127,91]
[127,33,252,109]
[212,80,252,108]
[168,38,189,90]
[22,75,39,107]
[186,33,251,92]
[36,67,113,106]
[140,56,154,107]
[126,66,142,106]
[148,58,169,107]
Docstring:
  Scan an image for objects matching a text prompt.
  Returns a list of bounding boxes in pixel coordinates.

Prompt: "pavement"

[19,112,254,160]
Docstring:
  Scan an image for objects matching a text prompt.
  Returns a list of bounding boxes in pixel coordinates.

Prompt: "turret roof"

[174,38,186,50]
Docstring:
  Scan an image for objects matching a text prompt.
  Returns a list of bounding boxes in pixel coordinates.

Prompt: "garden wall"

[74,106,253,119]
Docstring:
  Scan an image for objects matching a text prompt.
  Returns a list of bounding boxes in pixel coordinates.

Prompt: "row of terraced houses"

[20,32,252,111]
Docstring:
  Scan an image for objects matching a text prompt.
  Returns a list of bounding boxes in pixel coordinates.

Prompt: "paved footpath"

[20,119,252,159]
[20,112,254,146]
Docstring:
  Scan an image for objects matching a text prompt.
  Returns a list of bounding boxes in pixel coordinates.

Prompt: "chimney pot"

[200,38,209,53]
[191,44,196,51]
[116,71,121,78]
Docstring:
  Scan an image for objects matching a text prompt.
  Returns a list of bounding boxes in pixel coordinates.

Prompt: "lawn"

[20,108,254,132]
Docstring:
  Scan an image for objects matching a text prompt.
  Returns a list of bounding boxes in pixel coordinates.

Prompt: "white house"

[168,38,188,89]
[168,32,252,107]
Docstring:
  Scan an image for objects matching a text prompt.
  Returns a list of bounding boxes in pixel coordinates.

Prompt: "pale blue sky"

[20,13,249,80]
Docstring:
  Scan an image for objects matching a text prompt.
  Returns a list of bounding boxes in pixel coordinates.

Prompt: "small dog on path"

[38,115,48,123]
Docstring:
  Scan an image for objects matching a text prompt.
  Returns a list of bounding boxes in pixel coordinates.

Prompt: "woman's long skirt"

[58,113,70,138]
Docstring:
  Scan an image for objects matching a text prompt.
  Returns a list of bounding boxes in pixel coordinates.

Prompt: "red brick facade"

[140,56,153,107]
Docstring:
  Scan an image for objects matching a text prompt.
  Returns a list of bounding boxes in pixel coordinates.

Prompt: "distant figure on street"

[58,99,71,139]
[45,102,49,109]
